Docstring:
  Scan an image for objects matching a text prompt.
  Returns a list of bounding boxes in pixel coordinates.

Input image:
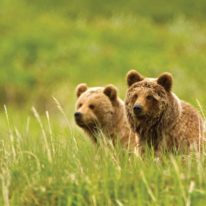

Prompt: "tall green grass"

[0,104,206,206]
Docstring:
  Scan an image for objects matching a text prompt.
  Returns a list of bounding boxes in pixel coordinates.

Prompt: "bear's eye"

[78,103,82,108]
[146,95,154,101]
[133,94,138,100]
[89,104,95,110]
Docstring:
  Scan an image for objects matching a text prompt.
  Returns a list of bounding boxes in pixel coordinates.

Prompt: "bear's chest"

[137,124,167,151]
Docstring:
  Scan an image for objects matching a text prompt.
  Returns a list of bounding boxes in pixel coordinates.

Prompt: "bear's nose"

[74,112,82,120]
[133,104,143,115]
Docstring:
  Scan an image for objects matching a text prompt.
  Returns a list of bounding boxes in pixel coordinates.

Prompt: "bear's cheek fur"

[146,98,168,118]
[126,90,138,108]
[92,103,114,127]
[145,100,160,116]
[79,107,98,124]
[125,96,137,126]
[84,112,97,124]
[125,102,138,131]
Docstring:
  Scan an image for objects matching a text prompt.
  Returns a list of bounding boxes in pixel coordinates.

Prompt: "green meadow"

[0,0,206,205]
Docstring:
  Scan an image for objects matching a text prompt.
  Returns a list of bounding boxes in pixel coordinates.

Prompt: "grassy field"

[1,0,206,205]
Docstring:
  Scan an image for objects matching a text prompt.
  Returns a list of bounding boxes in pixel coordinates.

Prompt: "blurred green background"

[1,0,206,113]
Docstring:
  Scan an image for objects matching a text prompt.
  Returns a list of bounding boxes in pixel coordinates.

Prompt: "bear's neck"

[109,100,125,135]
[137,93,182,151]
[104,99,129,142]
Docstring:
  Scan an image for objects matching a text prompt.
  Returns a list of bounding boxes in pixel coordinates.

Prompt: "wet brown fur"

[125,70,204,153]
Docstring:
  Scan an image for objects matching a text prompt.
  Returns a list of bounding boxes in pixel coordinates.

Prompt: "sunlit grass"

[0,105,206,206]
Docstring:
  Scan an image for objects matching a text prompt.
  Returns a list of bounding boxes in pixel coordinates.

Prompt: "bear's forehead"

[79,88,108,101]
[84,88,103,97]
[134,81,159,89]
[129,81,164,94]
[85,90,99,96]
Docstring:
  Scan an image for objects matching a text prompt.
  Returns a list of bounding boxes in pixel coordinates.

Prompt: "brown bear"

[125,70,204,153]
[74,83,138,150]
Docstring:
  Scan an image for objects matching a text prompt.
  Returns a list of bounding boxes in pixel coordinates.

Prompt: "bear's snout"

[133,104,144,116]
[74,112,82,121]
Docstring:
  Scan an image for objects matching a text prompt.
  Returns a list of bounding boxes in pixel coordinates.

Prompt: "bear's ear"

[157,72,173,92]
[127,70,144,87]
[76,83,88,98]
[104,84,117,101]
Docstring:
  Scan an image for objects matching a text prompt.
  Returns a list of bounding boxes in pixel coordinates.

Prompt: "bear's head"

[126,70,173,123]
[74,83,119,136]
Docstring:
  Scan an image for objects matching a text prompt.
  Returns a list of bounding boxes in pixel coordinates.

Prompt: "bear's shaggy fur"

[125,70,204,153]
[74,83,138,149]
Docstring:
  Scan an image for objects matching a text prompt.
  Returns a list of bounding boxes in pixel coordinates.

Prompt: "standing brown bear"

[125,70,204,153]
[74,83,138,150]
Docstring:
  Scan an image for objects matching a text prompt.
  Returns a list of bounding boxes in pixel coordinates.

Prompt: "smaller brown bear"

[74,83,138,150]
[125,70,204,153]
